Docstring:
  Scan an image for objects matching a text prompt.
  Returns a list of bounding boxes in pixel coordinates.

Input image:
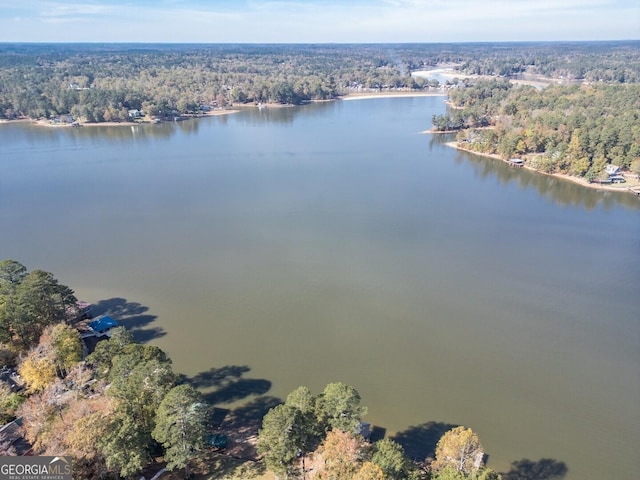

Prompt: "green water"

[1,97,638,479]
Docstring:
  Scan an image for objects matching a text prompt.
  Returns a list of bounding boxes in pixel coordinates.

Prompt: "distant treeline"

[454,41,640,82]
[0,41,638,122]
[433,80,640,179]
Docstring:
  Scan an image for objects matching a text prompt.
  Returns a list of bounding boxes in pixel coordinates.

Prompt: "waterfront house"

[51,114,75,125]
[610,175,626,183]
[605,164,621,176]
[88,315,119,334]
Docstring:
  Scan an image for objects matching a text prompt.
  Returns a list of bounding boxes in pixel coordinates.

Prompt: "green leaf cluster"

[0,260,77,351]
[152,384,209,474]
[99,343,177,476]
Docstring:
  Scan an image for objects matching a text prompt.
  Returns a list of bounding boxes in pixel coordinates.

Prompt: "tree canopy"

[152,384,209,475]
[258,382,368,477]
[0,260,77,351]
[315,382,368,433]
[371,438,418,480]
[433,80,640,179]
[258,403,308,477]
[1,42,637,122]
[432,426,485,476]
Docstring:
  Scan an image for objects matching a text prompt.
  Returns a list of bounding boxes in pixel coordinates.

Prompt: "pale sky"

[0,0,638,43]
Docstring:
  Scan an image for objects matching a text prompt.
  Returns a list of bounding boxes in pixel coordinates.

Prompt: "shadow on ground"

[184,365,282,462]
[222,395,283,434]
[217,395,283,461]
[189,450,266,480]
[501,458,568,480]
[91,297,165,342]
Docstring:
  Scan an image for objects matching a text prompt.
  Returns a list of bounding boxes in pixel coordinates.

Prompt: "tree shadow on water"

[91,297,165,342]
[185,365,272,405]
[205,378,272,404]
[501,458,568,480]
[370,426,387,442]
[188,365,251,389]
[391,421,459,462]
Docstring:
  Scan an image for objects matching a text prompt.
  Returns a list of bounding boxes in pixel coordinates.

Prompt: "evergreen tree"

[152,384,209,476]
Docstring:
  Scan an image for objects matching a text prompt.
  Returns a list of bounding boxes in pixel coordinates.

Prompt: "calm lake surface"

[1,97,639,479]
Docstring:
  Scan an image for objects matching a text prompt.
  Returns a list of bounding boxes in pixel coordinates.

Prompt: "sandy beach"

[445,141,640,195]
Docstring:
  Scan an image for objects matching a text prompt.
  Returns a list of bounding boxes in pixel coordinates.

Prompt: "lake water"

[1,97,639,479]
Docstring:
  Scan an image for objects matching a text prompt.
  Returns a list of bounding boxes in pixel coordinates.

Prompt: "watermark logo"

[0,456,72,480]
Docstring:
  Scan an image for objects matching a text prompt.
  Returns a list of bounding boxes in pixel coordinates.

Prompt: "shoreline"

[0,108,240,129]
[0,92,447,128]
[445,141,640,195]
[1,90,446,127]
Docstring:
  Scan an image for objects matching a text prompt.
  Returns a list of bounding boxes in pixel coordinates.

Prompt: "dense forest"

[453,41,640,83]
[432,80,640,180]
[0,41,638,123]
[1,260,565,479]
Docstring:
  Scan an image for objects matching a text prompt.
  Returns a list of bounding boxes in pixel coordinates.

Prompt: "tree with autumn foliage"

[18,345,57,393]
[17,323,81,393]
[432,427,485,476]
[313,429,369,479]
[43,323,82,376]
[354,461,387,480]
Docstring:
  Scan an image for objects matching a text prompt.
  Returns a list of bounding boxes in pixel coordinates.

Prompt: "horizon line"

[1,39,639,45]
